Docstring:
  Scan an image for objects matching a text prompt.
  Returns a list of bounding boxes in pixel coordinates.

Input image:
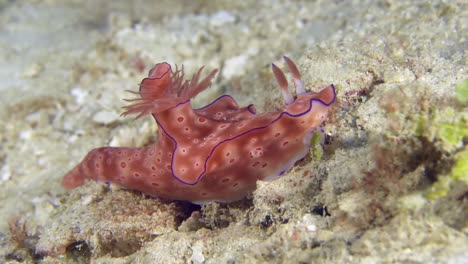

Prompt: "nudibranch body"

[63,57,336,204]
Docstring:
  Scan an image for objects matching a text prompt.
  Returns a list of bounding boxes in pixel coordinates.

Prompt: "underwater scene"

[0,0,466,263]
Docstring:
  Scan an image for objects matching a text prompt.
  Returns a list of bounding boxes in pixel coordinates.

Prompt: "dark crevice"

[175,201,202,226]
[66,241,91,264]
[310,205,331,217]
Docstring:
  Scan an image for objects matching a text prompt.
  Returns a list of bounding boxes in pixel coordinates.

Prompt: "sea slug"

[63,57,336,204]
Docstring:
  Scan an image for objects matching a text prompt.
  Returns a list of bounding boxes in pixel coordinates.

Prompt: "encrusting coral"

[62,57,336,204]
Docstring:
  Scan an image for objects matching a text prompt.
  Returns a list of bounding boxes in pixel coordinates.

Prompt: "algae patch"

[449,148,468,183]
[455,79,468,104]
[310,130,324,161]
[415,107,467,152]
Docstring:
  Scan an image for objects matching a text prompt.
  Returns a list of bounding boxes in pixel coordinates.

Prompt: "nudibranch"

[63,57,336,204]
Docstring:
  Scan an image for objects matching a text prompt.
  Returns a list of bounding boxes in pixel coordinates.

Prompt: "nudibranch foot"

[63,57,336,204]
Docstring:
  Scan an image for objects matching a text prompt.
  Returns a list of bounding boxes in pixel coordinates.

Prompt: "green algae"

[455,79,468,104]
[414,86,467,199]
[424,147,468,200]
[414,107,467,152]
[424,175,451,200]
[449,147,468,183]
[310,130,323,160]
[415,116,427,137]
[436,118,467,150]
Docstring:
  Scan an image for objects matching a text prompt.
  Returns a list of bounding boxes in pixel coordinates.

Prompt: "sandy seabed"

[0,0,467,263]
